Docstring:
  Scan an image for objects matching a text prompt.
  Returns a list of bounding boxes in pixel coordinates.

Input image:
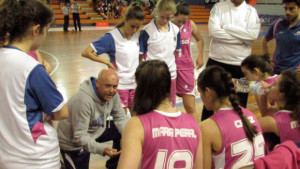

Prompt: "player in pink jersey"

[259,71,300,145]
[241,54,278,116]
[118,60,203,169]
[198,66,265,169]
[172,2,204,121]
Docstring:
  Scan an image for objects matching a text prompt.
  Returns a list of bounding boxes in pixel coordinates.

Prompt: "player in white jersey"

[0,0,68,168]
[118,60,203,169]
[139,0,180,107]
[82,3,145,115]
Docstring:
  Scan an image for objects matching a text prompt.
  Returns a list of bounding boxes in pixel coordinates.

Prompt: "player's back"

[272,110,300,143]
[139,111,200,169]
[211,107,265,169]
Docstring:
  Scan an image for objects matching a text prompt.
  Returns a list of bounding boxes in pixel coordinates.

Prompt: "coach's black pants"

[60,121,121,169]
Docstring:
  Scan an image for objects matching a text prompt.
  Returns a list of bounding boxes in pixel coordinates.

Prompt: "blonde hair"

[154,0,176,16]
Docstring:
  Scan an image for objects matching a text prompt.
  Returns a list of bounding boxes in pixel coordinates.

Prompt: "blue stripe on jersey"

[139,30,150,54]
[91,77,97,95]
[92,33,116,63]
[176,32,181,50]
[2,45,23,51]
[24,65,64,130]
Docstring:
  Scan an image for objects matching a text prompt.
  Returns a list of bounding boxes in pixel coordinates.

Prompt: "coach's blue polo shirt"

[265,18,300,74]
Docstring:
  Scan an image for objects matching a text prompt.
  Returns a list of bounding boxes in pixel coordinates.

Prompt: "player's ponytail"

[197,66,258,142]
[222,72,258,142]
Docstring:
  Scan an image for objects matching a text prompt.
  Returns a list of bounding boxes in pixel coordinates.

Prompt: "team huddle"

[1,0,300,169]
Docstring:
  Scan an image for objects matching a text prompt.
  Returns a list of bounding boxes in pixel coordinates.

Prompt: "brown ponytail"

[198,66,258,142]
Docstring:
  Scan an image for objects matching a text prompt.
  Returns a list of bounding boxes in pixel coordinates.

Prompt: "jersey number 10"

[154,149,193,169]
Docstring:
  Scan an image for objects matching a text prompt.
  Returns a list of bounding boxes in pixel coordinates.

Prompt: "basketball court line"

[38,49,60,76]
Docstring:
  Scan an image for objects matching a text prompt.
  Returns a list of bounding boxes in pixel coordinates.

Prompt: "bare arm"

[258,81,279,116]
[261,37,270,55]
[200,119,223,169]
[117,117,144,169]
[191,20,204,69]
[82,45,116,70]
[52,104,69,120]
[37,51,52,74]
[258,93,279,116]
[258,116,279,136]
[44,104,68,121]
[200,120,213,169]
[193,129,203,169]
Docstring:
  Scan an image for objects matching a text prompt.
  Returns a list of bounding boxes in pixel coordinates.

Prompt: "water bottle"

[233,78,265,95]
[249,81,265,95]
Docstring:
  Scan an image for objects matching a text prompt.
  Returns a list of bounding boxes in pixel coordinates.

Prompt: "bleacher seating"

[49,1,210,27]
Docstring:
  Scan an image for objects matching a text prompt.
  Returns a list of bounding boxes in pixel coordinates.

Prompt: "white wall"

[254,0,284,15]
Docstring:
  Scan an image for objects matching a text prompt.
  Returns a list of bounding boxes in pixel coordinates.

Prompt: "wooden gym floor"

[40,24,274,168]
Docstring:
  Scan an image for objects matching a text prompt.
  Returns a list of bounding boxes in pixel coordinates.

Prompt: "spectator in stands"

[62,2,70,32]
[103,2,108,15]
[107,2,112,19]
[262,0,300,74]
[115,2,123,19]
[97,0,108,19]
[71,1,82,31]
[202,0,260,121]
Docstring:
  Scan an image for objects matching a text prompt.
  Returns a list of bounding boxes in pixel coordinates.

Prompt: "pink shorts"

[170,78,177,107]
[117,89,135,108]
[176,69,195,95]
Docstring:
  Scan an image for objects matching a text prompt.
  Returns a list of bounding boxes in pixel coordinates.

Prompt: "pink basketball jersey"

[139,111,200,169]
[272,110,300,143]
[263,74,278,85]
[28,51,38,61]
[175,20,194,70]
[210,107,265,169]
